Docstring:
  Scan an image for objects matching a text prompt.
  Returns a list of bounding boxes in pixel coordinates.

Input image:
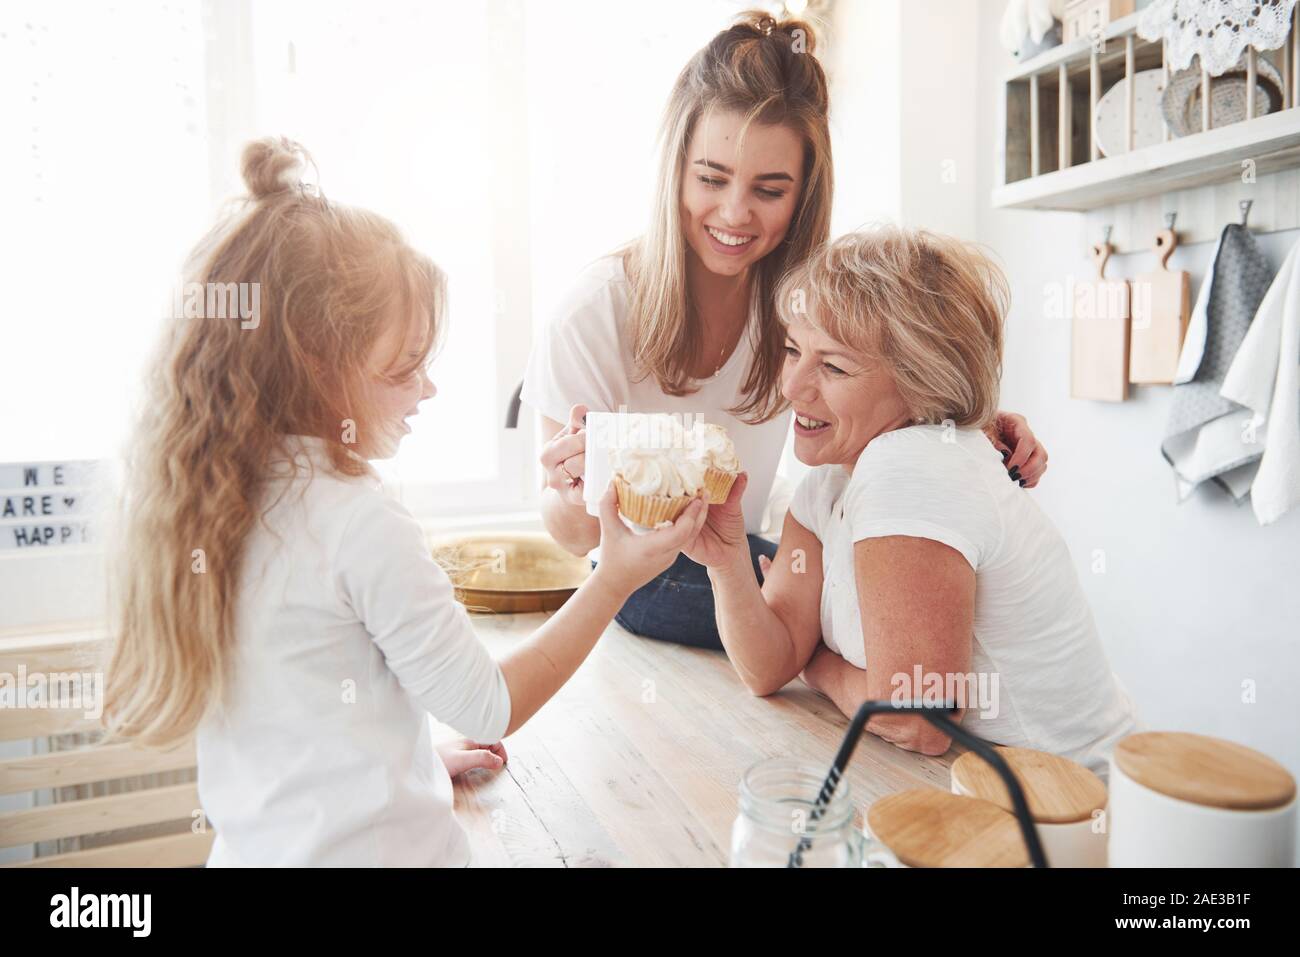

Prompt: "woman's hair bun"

[240,136,311,200]
[739,8,817,53]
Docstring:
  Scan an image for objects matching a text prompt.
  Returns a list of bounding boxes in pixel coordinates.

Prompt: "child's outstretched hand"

[593,481,707,595]
[437,738,508,778]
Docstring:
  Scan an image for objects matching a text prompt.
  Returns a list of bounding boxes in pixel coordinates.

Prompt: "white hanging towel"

[1161,225,1274,501]
[1220,236,1300,525]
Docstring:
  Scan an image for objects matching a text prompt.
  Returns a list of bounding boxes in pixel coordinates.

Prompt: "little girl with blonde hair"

[103,137,705,866]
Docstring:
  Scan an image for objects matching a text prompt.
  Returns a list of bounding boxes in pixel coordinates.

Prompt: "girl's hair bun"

[240,136,311,200]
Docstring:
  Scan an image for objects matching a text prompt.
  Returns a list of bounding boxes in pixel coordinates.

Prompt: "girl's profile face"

[679,110,803,279]
[362,313,436,459]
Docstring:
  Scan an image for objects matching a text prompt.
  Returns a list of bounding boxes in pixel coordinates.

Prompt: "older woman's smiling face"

[781,315,912,470]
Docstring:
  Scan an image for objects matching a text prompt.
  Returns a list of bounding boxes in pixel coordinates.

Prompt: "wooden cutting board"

[1071,239,1130,401]
[1129,227,1191,384]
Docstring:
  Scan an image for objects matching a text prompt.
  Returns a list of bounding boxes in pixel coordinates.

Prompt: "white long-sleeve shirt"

[196,435,511,866]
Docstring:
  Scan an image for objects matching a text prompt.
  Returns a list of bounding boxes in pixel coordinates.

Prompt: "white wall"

[967,0,1300,853]
[826,0,980,238]
[826,0,902,232]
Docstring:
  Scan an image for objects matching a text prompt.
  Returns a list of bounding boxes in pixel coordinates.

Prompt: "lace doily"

[1138,0,1299,76]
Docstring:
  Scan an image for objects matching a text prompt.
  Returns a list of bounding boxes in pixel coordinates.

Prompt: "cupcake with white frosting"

[689,422,741,504]
[610,414,740,527]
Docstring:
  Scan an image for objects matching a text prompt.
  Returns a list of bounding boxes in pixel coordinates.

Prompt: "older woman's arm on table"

[702,491,826,696]
[800,535,974,756]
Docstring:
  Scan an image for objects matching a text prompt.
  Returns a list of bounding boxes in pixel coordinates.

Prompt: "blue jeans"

[593,535,779,651]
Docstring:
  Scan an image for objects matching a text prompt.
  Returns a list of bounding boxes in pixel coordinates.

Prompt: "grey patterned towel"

[1161,224,1275,501]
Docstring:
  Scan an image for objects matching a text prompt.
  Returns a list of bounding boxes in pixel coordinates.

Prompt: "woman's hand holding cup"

[540,403,589,508]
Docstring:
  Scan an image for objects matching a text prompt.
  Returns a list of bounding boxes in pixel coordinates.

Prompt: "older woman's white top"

[196,435,511,866]
[788,424,1140,778]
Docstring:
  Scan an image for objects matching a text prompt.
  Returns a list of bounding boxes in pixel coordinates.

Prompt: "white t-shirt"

[196,435,511,866]
[521,254,791,537]
[788,424,1140,779]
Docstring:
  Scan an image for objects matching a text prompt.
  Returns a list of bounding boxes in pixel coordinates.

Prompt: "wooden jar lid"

[866,790,1029,868]
[1114,732,1296,811]
[952,746,1107,824]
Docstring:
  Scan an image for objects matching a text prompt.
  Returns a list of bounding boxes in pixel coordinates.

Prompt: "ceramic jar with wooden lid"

[1109,732,1297,867]
[951,746,1109,867]
[864,790,1030,868]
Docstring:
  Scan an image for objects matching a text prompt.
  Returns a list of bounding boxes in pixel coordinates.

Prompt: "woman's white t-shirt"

[196,435,512,866]
[521,254,791,537]
[788,424,1141,779]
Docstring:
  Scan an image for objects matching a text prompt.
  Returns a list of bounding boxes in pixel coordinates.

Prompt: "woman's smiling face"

[781,315,911,469]
[680,110,803,278]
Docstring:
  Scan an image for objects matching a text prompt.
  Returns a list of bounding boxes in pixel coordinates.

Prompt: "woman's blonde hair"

[623,9,833,424]
[776,225,1009,428]
[102,137,445,747]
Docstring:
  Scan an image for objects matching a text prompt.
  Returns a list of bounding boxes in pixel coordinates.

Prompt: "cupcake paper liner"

[703,467,738,505]
[614,476,693,528]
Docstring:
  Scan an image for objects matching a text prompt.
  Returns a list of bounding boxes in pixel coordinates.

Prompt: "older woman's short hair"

[776,225,1009,428]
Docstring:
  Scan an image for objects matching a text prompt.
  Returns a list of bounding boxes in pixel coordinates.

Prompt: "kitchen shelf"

[993,107,1300,211]
[994,7,1300,215]
[1005,11,1144,84]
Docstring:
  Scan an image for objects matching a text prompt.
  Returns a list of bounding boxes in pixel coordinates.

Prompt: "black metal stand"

[788,700,1048,868]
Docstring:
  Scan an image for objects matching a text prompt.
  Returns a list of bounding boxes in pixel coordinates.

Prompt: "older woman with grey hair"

[684,225,1140,777]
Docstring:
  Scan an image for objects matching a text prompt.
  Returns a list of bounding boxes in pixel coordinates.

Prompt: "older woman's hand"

[682,472,750,570]
[986,411,1048,488]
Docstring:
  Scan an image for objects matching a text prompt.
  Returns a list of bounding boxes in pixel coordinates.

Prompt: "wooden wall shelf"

[994,108,1300,211]
[994,8,1300,225]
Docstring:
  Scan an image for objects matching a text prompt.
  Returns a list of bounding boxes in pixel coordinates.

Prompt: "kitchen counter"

[447,611,960,867]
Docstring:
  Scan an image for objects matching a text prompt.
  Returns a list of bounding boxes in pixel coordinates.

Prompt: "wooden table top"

[446,611,960,867]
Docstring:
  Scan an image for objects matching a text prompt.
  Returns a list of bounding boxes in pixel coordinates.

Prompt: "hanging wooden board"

[1071,239,1130,401]
[1129,227,1191,384]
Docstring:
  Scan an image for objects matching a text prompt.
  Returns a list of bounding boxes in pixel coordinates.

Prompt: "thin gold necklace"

[710,314,746,378]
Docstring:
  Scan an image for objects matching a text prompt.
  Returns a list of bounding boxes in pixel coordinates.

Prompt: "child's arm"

[337,483,705,743]
[496,484,704,736]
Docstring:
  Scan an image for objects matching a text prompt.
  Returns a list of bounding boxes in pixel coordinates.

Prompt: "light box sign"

[0,460,99,550]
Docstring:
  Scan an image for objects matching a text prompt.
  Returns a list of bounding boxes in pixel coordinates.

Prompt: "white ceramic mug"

[581,411,619,519]
[1107,756,1297,867]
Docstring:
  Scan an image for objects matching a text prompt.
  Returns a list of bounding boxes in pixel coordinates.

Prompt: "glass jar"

[729,757,865,867]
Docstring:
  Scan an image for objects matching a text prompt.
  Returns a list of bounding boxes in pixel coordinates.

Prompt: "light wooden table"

[447,611,960,867]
